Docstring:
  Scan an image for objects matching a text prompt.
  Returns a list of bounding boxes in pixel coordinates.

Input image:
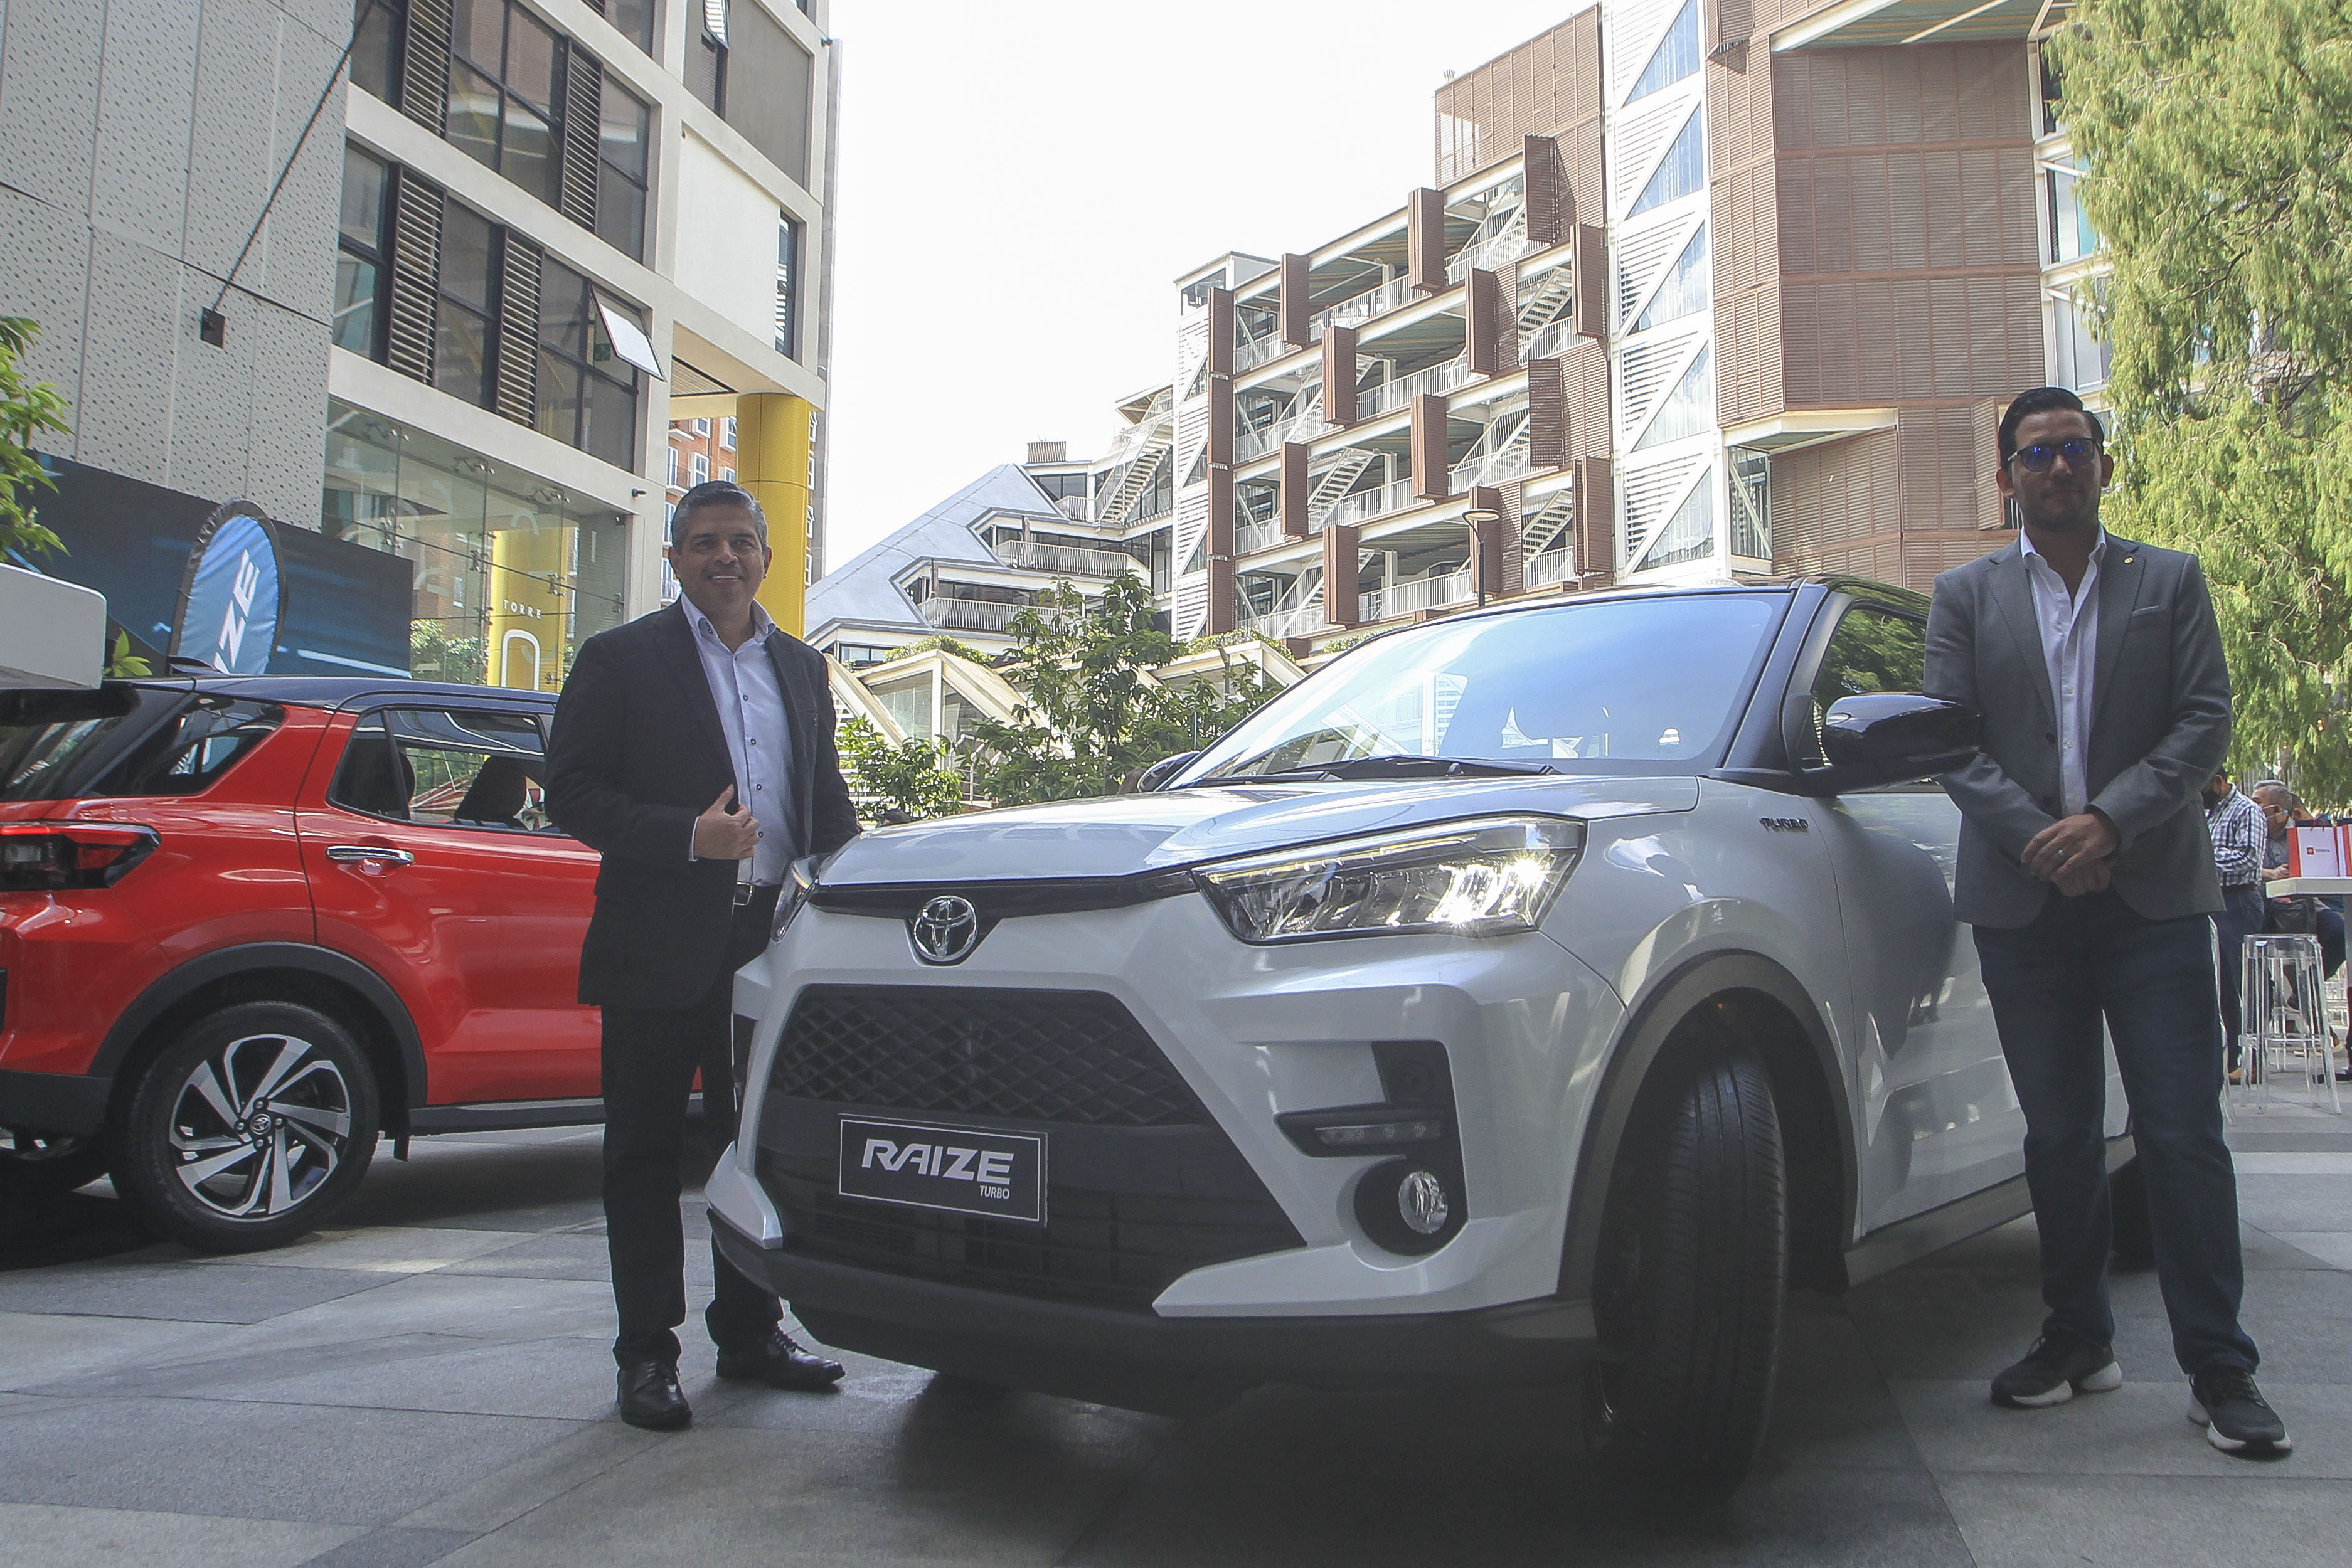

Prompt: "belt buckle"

[733,881,756,909]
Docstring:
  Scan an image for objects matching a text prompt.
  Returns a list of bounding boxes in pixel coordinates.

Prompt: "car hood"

[818,775,1701,886]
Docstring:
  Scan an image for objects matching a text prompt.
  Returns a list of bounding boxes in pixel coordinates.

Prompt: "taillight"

[0,823,159,891]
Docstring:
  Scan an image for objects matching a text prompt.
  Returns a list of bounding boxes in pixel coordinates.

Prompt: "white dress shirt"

[685,601,797,885]
[2018,527,2107,817]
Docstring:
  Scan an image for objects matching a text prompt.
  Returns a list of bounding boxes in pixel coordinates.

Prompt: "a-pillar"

[733,391,817,637]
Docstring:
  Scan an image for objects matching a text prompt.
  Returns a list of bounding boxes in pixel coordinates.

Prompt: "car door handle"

[325,845,415,866]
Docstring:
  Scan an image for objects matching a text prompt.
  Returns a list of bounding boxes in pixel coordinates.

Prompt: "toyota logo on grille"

[910,895,983,965]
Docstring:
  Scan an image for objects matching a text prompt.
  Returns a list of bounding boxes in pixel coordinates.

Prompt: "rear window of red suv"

[1,688,285,800]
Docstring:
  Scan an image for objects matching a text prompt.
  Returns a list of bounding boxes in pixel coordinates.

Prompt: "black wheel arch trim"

[1556,948,1857,1303]
[88,943,429,1116]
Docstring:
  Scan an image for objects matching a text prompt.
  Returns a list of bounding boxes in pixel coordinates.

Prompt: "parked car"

[0,675,602,1251]
[711,578,2148,1495]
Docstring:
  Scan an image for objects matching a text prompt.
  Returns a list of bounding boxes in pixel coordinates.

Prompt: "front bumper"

[0,1067,109,1137]
[713,1208,1595,1411]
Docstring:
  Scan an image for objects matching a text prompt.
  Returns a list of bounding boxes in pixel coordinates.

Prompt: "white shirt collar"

[2018,527,2108,566]
[685,598,775,647]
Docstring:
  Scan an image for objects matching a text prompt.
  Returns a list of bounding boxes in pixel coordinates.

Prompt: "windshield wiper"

[1189,755,1559,788]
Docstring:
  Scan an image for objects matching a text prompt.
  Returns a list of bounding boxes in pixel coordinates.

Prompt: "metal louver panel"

[1279,253,1312,348]
[1206,376,1233,468]
[558,45,602,230]
[1208,288,1235,377]
[1467,268,1507,376]
[1575,223,1607,339]
[494,233,541,426]
[400,0,453,134]
[1280,443,1309,538]
[1206,467,1233,560]
[1321,324,1358,426]
[1523,134,1567,244]
[1569,338,1612,461]
[1410,394,1450,501]
[1526,358,1567,467]
[1407,188,1447,293]
[385,167,444,384]
[1573,456,1614,585]
[1323,523,1361,625]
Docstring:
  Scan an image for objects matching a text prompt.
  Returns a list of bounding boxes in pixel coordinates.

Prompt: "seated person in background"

[2254,781,2345,980]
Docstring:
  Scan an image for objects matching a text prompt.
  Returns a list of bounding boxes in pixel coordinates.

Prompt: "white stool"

[2240,933,2343,1112]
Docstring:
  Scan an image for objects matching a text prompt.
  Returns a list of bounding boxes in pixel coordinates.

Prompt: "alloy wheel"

[167,1032,354,1220]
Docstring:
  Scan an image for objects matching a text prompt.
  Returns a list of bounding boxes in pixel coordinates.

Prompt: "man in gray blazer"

[1925,386,2287,1456]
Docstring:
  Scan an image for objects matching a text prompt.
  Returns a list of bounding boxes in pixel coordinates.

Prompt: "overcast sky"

[820,0,1591,567]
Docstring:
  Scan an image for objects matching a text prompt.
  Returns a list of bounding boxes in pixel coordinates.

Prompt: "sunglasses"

[2011,437,2102,473]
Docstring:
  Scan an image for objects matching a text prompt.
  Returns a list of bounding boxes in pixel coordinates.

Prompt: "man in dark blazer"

[548,480,860,1429]
[1926,387,2287,1456]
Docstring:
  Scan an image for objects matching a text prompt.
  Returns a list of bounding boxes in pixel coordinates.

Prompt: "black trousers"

[600,898,782,1367]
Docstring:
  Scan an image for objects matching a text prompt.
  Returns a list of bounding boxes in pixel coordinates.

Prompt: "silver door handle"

[325,845,415,866]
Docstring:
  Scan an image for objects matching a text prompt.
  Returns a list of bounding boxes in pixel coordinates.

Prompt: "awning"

[1772,0,2068,51]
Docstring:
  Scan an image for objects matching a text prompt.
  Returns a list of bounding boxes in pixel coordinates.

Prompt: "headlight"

[1196,816,1583,944]
[772,855,817,941]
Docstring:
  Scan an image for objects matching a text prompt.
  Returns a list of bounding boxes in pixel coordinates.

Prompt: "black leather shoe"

[617,1360,691,1429]
[715,1330,845,1391]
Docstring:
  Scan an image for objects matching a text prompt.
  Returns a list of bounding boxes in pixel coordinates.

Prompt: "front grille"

[759,1145,1304,1311]
[770,985,1202,1128]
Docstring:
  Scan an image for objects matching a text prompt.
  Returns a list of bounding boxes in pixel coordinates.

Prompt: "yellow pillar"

[487,524,570,691]
[734,391,816,638]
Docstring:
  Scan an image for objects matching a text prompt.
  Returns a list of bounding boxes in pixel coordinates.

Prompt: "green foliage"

[105,630,152,679]
[837,716,965,822]
[410,621,486,686]
[883,633,995,664]
[1,317,72,564]
[2053,0,2352,793]
[969,574,1287,805]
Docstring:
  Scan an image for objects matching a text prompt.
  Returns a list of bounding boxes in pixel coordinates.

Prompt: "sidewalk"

[2,1100,2348,1568]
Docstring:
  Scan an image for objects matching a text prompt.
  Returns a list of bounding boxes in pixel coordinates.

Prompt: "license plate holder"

[836,1116,1046,1224]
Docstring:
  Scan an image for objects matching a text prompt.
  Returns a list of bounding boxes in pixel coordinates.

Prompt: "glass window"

[1635,344,1713,450]
[723,1,811,183]
[1792,603,1925,768]
[605,0,657,54]
[334,709,556,831]
[721,415,737,448]
[1632,472,1716,570]
[1729,448,1770,560]
[351,0,407,104]
[1633,222,1708,332]
[691,418,710,435]
[531,258,639,469]
[666,443,679,488]
[690,452,709,484]
[435,197,499,408]
[1,689,282,800]
[334,143,391,359]
[2046,162,2099,265]
[595,77,651,260]
[1629,0,1700,105]
[1630,110,1705,218]
[774,211,801,358]
[1176,593,1784,781]
[447,0,568,208]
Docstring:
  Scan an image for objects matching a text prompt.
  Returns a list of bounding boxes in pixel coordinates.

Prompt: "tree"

[837,716,965,822]
[1,317,71,565]
[2052,0,2352,795]
[969,574,1287,805]
[410,621,486,685]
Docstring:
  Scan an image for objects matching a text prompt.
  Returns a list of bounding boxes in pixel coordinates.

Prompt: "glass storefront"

[322,400,630,691]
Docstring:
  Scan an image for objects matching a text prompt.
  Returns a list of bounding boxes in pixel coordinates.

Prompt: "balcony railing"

[1235,332,1296,373]
[1233,516,1285,556]
[1233,391,1329,464]
[1360,569,1471,623]
[1353,354,1478,421]
[1238,597,1330,640]
[1319,476,1420,531]
[918,598,1026,633]
[1450,440,1535,494]
[1523,548,1576,588]
[994,539,1137,577]
[1310,274,1418,341]
[1522,320,1575,362]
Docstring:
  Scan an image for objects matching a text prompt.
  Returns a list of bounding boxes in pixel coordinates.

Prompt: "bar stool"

[2239,933,2343,1112]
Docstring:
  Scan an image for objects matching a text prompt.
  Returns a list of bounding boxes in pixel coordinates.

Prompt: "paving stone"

[0,1500,359,1568]
[1940,1471,2352,1568]
[0,1261,385,1323]
[0,1396,582,1523]
[299,1525,480,1568]
[0,1310,239,1390]
[1890,1378,2352,1478]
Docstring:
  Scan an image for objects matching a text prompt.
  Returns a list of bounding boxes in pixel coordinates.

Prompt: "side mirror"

[1807,694,1979,794]
[1132,751,1199,793]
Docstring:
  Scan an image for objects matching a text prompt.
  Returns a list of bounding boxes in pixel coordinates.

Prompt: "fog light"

[1311,1118,1447,1150]
[1353,1158,1463,1256]
[1398,1167,1450,1235]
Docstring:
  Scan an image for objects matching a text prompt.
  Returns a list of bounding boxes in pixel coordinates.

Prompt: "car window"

[329,707,557,832]
[1178,594,1784,781]
[1792,602,1926,770]
[0,688,282,800]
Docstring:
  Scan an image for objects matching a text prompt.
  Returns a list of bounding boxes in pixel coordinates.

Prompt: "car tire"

[2109,1155,2155,1266]
[115,1001,380,1254]
[1584,1032,1788,1499]
[0,1133,111,1194]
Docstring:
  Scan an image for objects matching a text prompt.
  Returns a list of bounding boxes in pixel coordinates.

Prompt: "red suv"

[0,675,603,1251]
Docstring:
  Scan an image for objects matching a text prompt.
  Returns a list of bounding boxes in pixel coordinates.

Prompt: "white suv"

[709,580,2140,1495]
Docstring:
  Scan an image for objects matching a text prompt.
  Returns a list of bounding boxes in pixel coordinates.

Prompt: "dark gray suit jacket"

[1924,534,2230,928]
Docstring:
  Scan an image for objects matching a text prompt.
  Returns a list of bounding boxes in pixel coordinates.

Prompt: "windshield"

[1176,593,1785,784]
